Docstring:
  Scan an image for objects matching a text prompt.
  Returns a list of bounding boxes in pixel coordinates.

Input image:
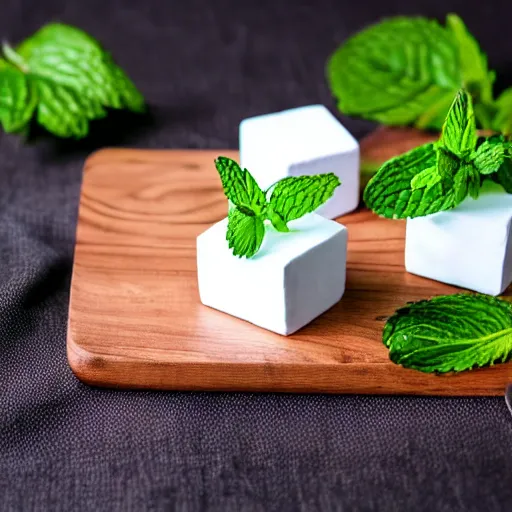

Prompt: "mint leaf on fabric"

[0,60,37,132]
[214,157,267,215]
[268,174,340,226]
[363,143,456,218]
[327,17,460,130]
[226,207,265,258]
[0,23,145,138]
[446,14,494,106]
[383,294,512,374]
[439,89,477,157]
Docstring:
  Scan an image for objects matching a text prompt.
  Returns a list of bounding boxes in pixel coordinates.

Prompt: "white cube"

[239,105,360,219]
[405,181,512,296]
[197,213,348,335]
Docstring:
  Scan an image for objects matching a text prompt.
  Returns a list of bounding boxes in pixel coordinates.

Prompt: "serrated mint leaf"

[0,60,37,132]
[363,143,456,218]
[226,207,265,258]
[454,162,480,201]
[383,294,512,374]
[472,139,508,175]
[439,89,476,157]
[214,157,267,215]
[410,166,441,191]
[446,14,494,105]
[269,174,340,224]
[327,17,460,130]
[0,23,144,139]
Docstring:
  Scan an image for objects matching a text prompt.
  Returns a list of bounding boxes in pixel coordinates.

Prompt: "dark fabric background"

[1,0,512,510]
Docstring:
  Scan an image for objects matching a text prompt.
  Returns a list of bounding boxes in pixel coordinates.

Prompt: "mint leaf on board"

[438,89,476,158]
[383,294,512,374]
[214,157,340,258]
[214,157,267,215]
[0,23,144,138]
[226,207,265,259]
[268,174,340,228]
[327,17,460,130]
[363,143,456,218]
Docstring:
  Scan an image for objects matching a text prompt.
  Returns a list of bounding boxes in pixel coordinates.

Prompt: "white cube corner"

[239,105,360,220]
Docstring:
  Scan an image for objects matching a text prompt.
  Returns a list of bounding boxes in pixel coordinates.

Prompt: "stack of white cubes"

[197,105,360,335]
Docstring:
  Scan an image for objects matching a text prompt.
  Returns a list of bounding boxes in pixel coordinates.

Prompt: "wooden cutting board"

[67,134,512,395]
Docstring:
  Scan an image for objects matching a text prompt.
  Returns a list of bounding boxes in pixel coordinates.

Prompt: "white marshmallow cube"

[197,213,348,335]
[239,105,360,219]
[405,181,512,296]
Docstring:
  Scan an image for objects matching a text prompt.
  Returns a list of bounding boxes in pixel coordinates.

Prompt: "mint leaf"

[493,88,512,135]
[439,89,476,157]
[268,174,340,226]
[226,207,265,258]
[383,294,512,374]
[327,17,460,130]
[472,139,509,175]
[410,166,441,191]
[0,60,37,132]
[0,23,144,138]
[363,143,456,218]
[454,162,481,201]
[446,14,494,105]
[214,157,267,215]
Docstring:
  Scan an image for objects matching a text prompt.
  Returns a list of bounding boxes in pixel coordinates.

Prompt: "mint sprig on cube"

[0,23,145,138]
[364,89,512,219]
[214,157,340,258]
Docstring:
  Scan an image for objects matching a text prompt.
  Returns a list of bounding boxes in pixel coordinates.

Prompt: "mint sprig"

[383,294,512,374]
[364,89,512,219]
[214,157,341,258]
[327,14,502,131]
[0,23,144,139]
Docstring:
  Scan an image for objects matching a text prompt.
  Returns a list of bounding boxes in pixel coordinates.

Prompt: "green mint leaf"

[383,294,512,374]
[453,162,480,201]
[494,160,512,193]
[1,23,144,138]
[0,60,37,132]
[439,89,476,157]
[327,17,460,130]
[226,207,265,258]
[268,174,340,224]
[472,139,509,175]
[492,88,512,135]
[214,156,267,215]
[363,143,456,218]
[267,209,290,233]
[446,14,494,106]
[410,166,442,191]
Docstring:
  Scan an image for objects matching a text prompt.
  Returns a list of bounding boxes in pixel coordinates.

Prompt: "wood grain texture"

[67,142,512,395]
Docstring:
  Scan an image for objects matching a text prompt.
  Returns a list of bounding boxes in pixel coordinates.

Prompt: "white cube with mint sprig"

[364,89,512,296]
[197,157,348,336]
